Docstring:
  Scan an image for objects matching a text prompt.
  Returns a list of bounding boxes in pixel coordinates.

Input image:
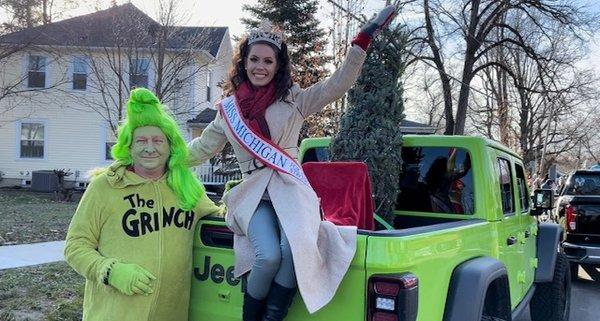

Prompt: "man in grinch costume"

[65,88,221,321]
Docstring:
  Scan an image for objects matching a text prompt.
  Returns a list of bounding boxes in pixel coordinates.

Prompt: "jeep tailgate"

[189,217,369,321]
[566,196,600,243]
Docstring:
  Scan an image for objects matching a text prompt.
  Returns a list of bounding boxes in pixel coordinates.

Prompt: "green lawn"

[0,190,84,320]
[0,188,220,320]
[0,189,80,245]
[0,262,84,321]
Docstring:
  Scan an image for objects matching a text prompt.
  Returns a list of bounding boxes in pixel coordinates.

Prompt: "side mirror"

[532,188,554,211]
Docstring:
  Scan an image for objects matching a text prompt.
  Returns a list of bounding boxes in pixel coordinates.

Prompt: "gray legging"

[246,200,297,299]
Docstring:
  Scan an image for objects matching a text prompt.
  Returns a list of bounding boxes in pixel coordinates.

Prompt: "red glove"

[352,5,398,50]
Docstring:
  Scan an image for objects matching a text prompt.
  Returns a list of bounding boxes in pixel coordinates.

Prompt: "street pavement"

[515,266,599,321]
[1,241,599,320]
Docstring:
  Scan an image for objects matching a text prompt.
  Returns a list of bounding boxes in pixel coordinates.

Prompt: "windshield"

[563,174,600,196]
[396,147,474,214]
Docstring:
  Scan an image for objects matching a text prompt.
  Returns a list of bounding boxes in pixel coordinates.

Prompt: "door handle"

[524,230,531,238]
[507,236,517,246]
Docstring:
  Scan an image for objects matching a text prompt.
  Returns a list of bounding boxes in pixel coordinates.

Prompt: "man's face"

[131,126,170,174]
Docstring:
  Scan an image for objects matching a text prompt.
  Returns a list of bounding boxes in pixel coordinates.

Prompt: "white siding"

[0,39,231,184]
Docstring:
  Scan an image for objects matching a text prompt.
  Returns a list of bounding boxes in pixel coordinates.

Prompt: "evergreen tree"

[0,0,43,32]
[0,0,79,32]
[242,0,329,88]
[331,25,408,226]
[242,0,333,140]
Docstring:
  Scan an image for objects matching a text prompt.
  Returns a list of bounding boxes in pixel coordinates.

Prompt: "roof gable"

[188,108,217,124]
[0,3,227,56]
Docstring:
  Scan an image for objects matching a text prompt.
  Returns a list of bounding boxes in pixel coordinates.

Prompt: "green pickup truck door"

[514,162,537,295]
[492,151,526,308]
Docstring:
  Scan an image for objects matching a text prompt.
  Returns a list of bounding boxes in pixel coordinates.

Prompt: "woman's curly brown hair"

[222,37,293,102]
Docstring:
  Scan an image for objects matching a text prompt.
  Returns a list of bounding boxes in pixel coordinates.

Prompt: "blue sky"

[2,0,596,123]
[42,1,600,58]
[6,0,598,79]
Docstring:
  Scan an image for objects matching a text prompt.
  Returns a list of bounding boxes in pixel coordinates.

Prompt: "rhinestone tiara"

[248,20,283,50]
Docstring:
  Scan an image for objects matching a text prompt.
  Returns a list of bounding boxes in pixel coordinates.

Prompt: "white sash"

[219,95,310,186]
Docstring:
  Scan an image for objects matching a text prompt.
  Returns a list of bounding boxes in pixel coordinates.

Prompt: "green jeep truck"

[189,135,570,321]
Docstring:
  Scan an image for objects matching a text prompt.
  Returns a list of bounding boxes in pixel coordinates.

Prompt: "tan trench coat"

[188,45,367,313]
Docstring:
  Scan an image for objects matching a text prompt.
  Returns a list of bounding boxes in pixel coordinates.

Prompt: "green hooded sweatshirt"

[65,162,220,321]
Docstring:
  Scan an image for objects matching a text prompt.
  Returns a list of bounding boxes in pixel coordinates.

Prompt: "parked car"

[590,163,600,171]
[555,170,600,280]
[190,135,570,321]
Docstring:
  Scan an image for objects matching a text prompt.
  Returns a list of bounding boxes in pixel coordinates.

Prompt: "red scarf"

[235,81,276,139]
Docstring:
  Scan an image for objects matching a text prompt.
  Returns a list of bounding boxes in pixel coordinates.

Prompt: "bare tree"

[405,65,446,130]
[62,1,218,134]
[464,10,600,173]
[326,0,365,128]
[406,0,595,135]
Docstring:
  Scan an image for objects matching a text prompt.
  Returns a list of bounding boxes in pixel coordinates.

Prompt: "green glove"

[217,203,227,217]
[224,179,243,193]
[108,262,156,296]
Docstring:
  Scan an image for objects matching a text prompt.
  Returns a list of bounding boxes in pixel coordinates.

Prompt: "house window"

[20,122,45,158]
[27,55,47,88]
[206,70,212,102]
[130,58,150,88]
[72,57,87,90]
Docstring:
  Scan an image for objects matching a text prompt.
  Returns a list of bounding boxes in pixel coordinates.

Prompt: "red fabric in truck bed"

[303,162,375,230]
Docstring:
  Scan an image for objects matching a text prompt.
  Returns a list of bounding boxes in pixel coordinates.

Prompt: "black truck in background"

[555,170,600,280]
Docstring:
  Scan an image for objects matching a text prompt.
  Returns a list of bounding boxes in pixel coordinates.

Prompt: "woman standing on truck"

[188,6,397,321]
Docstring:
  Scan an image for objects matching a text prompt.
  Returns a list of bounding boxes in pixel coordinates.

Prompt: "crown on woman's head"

[248,20,283,50]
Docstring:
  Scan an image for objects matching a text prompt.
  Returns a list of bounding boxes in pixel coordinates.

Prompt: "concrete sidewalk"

[0,241,65,270]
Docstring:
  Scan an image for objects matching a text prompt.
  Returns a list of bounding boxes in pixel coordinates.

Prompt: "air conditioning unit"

[31,170,59,192]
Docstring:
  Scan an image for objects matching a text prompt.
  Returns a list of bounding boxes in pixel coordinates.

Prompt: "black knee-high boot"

[262,282,297,321]
[243,291,266,321]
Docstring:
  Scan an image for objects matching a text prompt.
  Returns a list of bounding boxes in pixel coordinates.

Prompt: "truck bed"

[189,215,492,321]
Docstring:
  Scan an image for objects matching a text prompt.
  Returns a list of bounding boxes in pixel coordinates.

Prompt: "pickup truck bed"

[190,216,494,321]
[189,135,568,321]
[557,170,600,271]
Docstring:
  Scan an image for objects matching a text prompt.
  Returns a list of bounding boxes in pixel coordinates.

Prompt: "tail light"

[367,273,418,321]
[565,205,577,231]
[200,224,233,248]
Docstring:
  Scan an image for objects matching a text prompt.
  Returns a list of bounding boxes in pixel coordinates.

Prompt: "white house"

[0,4,232,188]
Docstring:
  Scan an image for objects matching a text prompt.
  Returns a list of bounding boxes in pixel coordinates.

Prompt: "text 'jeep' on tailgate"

[189,135,570,321]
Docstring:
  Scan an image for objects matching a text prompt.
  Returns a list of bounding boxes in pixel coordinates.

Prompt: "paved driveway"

[0,241,65,269]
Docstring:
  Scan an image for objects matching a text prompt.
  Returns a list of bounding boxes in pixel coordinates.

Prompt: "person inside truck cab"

[425,149,472,214]
[64,88,222,321]
[187,6,399,321]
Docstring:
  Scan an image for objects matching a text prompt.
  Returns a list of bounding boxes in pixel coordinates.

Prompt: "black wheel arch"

[443,256,511,321]
[536,223,563,283]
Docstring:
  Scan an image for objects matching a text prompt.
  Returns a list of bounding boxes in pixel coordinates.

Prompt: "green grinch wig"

[111,87,205,210]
